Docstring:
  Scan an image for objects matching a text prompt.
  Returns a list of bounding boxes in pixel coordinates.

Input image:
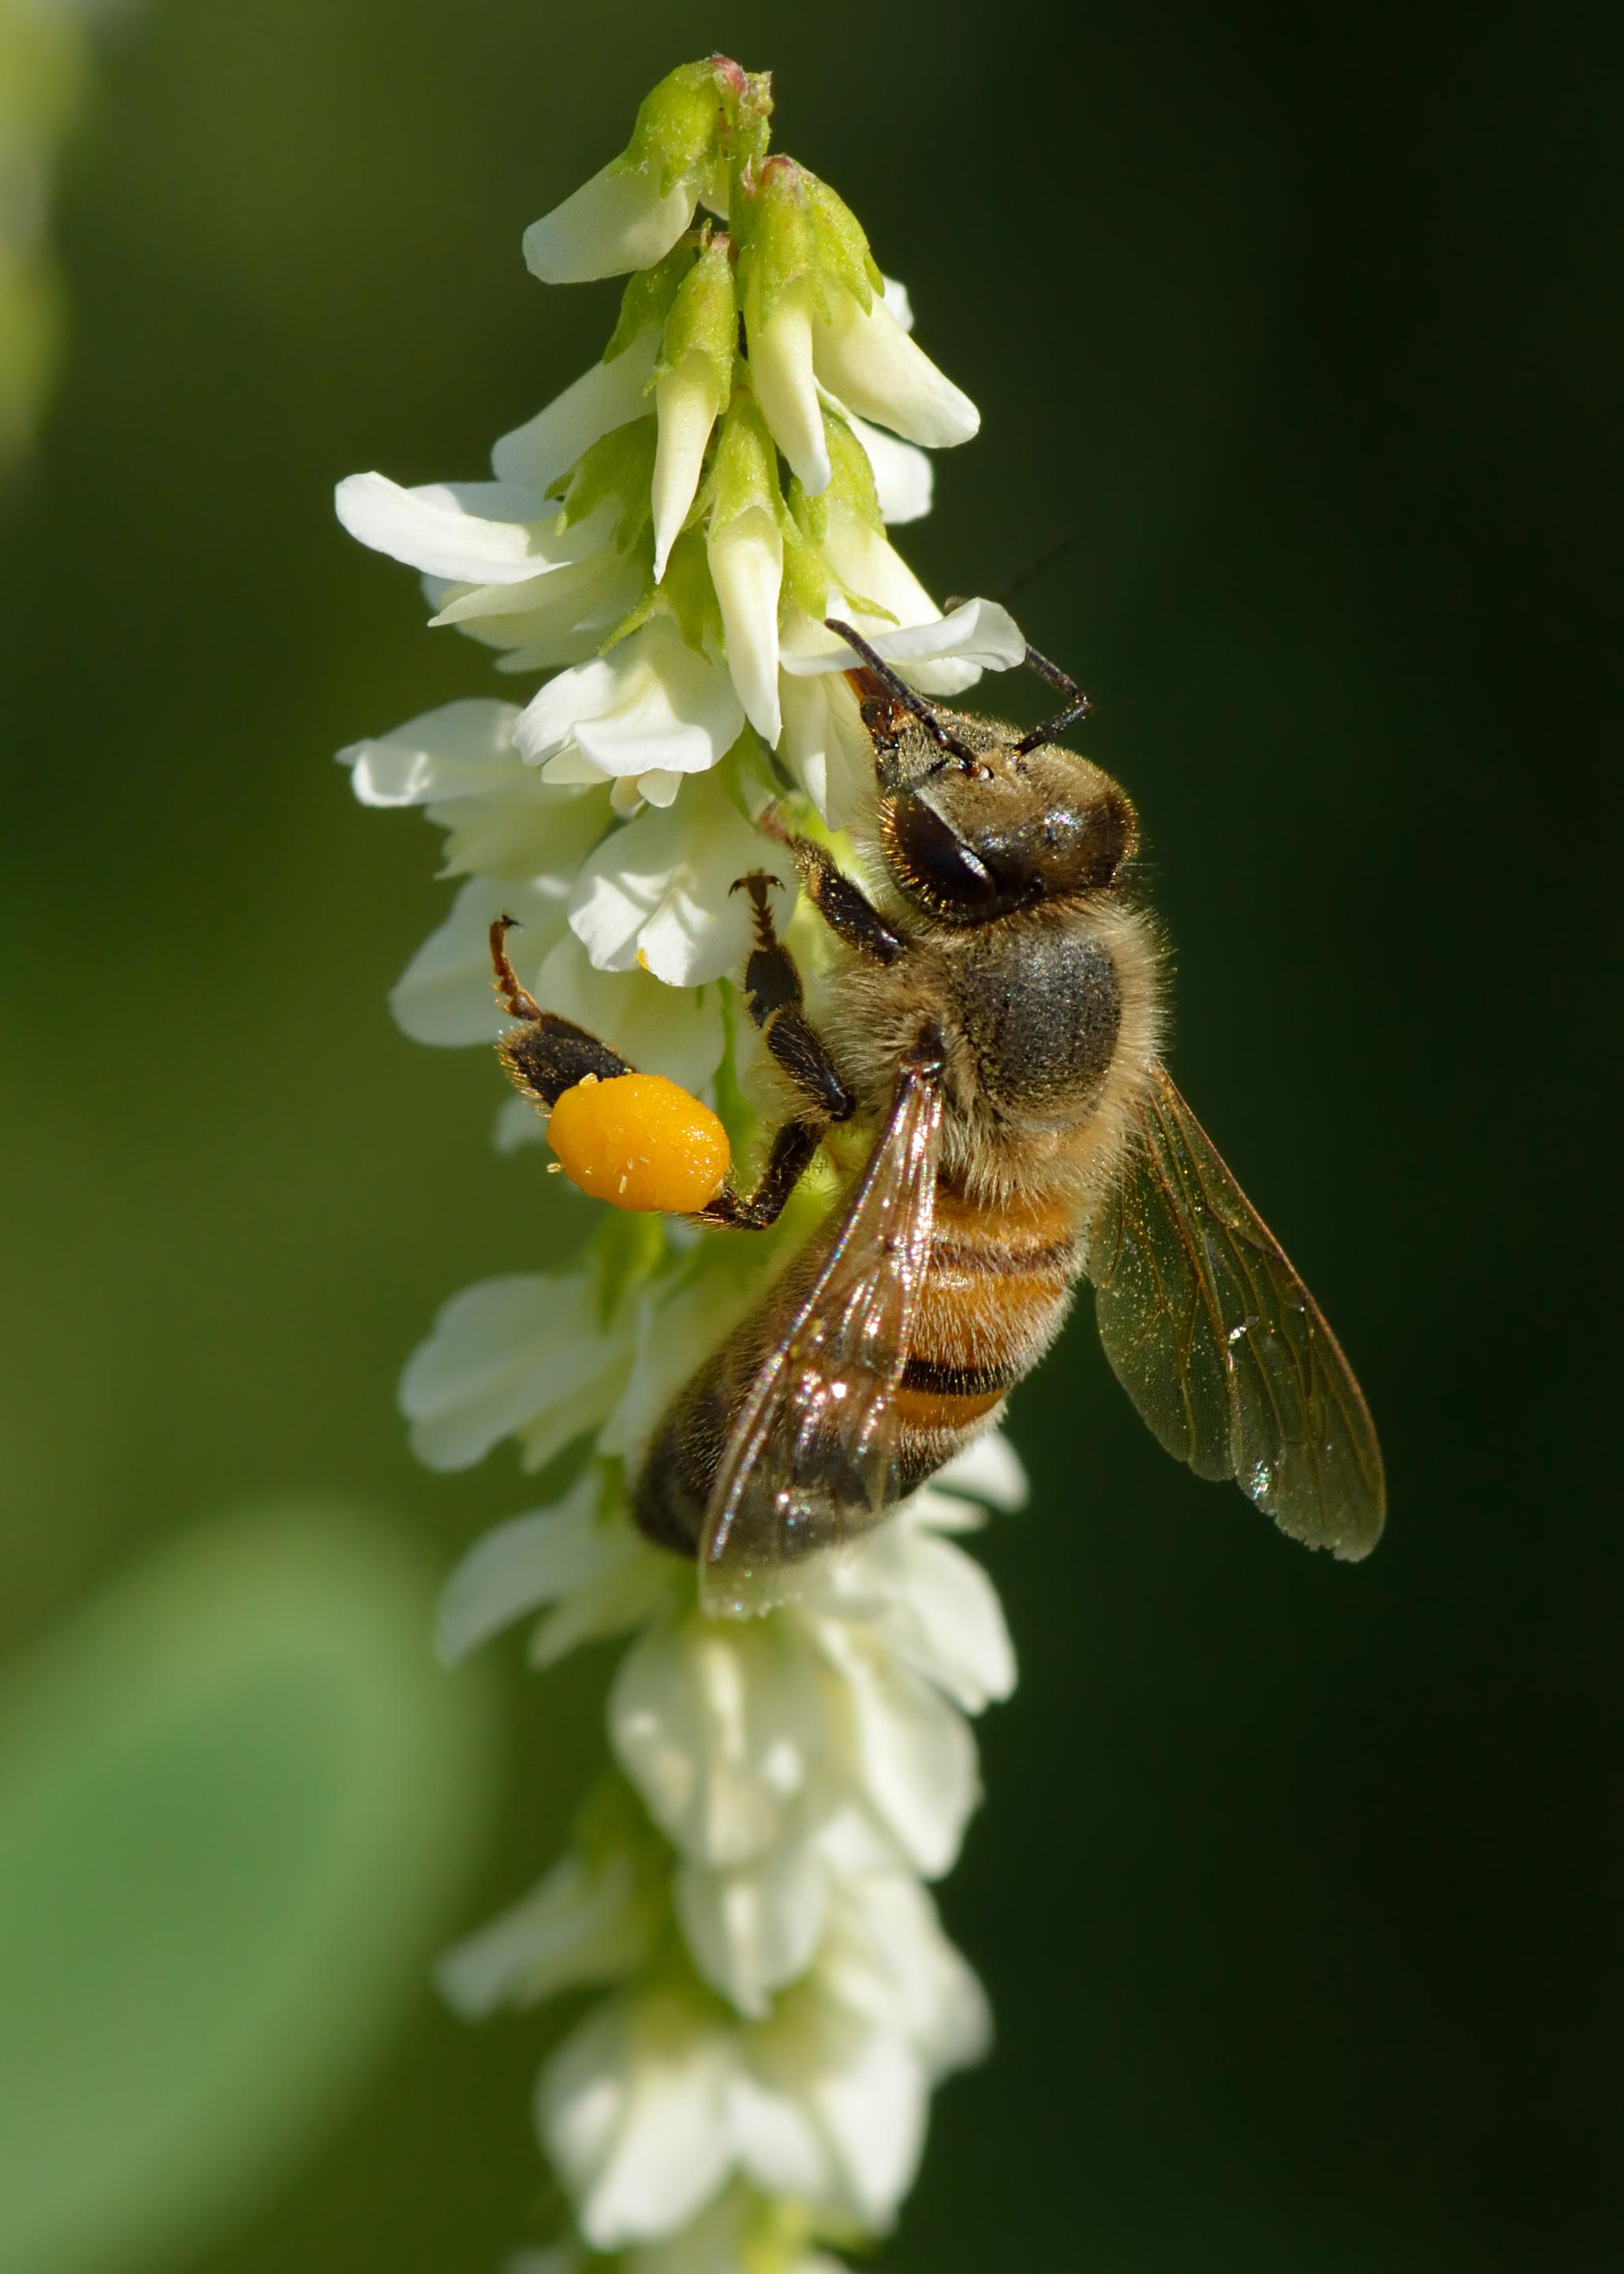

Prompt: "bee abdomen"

[896,1187,1078,1484]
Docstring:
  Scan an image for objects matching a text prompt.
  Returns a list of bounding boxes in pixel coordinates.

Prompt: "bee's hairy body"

[494,636,1383,1600]
[633,700,1165,1557]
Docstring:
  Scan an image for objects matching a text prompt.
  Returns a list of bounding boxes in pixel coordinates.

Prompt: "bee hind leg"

[488,915,631,1107]
[696,1115,825,1231]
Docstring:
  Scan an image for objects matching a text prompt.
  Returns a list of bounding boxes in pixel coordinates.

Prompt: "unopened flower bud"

[706,392,785,743]
[524,58,763,285]
[651,233,737,579]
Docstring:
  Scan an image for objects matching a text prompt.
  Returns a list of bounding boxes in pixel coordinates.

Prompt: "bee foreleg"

[695,1115,825,1231]
[783,838,905,966]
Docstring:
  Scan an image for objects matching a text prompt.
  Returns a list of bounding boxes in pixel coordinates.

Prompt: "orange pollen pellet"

[546,1072,731,1214]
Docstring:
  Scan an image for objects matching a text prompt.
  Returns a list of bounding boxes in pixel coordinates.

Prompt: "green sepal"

[592,1206,668,1330]
[708,389,782,535]
[608,55,774,211]
[600,525,724,660]
[823,408,884,531]
[778,506,836,621]
[735,155,882,330]
[613,59,732,199]
[573,1770,671,1886]
[549,417,658,552]
[605,237,700,364]
[657,229,737,401]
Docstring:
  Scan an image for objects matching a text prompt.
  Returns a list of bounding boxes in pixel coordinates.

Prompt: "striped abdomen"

[633,1178,1077,1556]
[893,1182,1077,1489]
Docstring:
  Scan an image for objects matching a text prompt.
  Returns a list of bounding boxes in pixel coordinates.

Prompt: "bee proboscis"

[492,622,1385,1616]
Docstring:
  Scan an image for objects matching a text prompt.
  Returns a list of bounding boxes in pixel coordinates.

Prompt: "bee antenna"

[823,618,981,771]
[1013,644,1092,756]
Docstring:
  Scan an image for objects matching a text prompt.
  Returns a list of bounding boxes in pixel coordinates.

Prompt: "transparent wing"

[1085,1062,1385,1560]
[700,1054,946,1618]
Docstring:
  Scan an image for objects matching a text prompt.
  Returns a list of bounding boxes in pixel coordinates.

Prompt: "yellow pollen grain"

[547,1071,731,1214]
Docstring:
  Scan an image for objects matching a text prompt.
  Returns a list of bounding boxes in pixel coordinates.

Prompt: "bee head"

[858,687,1137,925]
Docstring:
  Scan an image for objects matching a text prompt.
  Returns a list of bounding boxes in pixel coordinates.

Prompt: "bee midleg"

[488,916,631,1106]
[697,875,857,1232]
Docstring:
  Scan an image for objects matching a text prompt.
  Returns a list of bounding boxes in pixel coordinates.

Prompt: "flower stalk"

[338,54,1032,2270]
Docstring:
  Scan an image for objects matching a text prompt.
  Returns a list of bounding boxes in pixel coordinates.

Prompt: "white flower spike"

[335,50,1038,2274]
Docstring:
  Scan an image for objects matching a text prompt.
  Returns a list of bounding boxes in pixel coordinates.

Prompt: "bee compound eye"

[887,792,999,917]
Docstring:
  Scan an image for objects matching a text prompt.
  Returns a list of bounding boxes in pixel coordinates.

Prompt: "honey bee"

[492,621,1385,1615]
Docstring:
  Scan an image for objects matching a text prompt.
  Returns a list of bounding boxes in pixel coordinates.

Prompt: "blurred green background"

[2,1,1618,2268]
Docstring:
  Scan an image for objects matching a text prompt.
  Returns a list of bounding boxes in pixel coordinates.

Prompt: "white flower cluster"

[435,1434,1022,2263]
[336,56,1032,2271]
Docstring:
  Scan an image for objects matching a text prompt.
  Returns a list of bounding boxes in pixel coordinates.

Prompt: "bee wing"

[699,1052,946,1619]
[1085,1062,1385,1560]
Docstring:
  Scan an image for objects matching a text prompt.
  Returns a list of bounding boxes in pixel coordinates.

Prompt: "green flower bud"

[649,233,738,579]
[616,59,733,199]
[734,155,881,330]
[603,238,700,364]
[707,390,782,535]
[549,418,658,553]
[658,230,737,398]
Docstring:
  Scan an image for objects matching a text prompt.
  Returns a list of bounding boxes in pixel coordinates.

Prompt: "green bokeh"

[0,2,1616,2269]
[0,1503,497,2274]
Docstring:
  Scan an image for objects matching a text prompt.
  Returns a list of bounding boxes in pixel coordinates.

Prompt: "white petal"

[812,1624,978,1877]
[339,697,522,806]
[741,1990,927,2229]
[427,533,627,633]
[805,2024,926,2229]
[748,278,829,495]
[427,772,612,883]
[675,1835,831,2019]
[651,353,722,581]
[879,274,914,331]
[531,933,726,1091]
[528,1545,677,1672]
[846,411,933,525]
[516,621,744,782]
[491,331,659,489]
[816,1873,991,2078]
[569,774,791,987]
[777,658,875,827]
[621,2192,756,2274]
[615,767,684,812]
[334,472,566,584]
[399,1270,631,1473]
[540,1990,735,2250]
[781,594,1028,686]
[436,1848,653,2018]
[819,511,941,640]
[610,1613,824,1869]
[808,1522,1017,1715]
[495,1092,546,1153]
[935,1427,1029,1512]
[390,872,571,1047]
[707,510,783,744]
[524,162,696,286]
[602,1267,756,1470]
[811,293,979,450]
[435,1472,602,1663]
